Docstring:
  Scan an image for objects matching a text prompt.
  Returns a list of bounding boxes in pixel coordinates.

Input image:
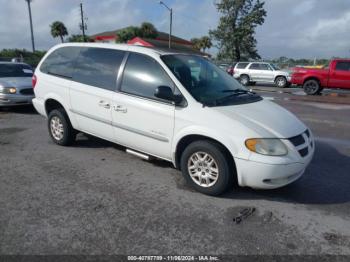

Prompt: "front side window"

[73,47,125,91]
[335,62,350,71]
[161,54,261,106]
[40,47,80,78]
[120,53,174,101]
[259,64,271,71]
[0,64,33,78]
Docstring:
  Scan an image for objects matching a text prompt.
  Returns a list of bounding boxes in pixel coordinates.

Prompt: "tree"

[50,21,68,43]
[68,34,93,42]
[209,0,267,62]
[190,38,202,51]
[191,36,212,53]
[200,36,212,53]
[116,22,158,43]
[140,22,158,38]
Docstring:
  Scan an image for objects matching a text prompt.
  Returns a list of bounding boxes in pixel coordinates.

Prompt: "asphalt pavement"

[0,90,350,257]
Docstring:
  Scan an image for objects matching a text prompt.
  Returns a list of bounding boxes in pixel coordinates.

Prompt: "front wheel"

[180,140,233,195]
[303,79,320,95]
[275,76,287,88]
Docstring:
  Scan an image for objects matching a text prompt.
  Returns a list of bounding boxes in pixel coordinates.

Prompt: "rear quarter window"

[236,62,249,69]
[40,47,80,78]
[73,47,125,91]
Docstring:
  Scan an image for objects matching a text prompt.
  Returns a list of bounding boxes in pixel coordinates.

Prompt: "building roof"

[91,28,192,46]
[128,37,207,56]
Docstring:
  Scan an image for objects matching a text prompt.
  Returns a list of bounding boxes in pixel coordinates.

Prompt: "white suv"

[233,62,291,88]
[32,43,314,195]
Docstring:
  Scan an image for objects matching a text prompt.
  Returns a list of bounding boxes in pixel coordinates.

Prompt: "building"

[91,29,209,56]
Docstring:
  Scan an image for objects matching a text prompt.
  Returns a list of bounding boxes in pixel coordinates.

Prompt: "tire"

[303,79,320,95]
[275,76,287,88]
[239,75,250,86]
[180,140,233,196]
[47,108,76,146]
[250,82,256,86]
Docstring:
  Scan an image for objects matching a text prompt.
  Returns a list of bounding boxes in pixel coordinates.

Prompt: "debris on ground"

[233,207,256,224]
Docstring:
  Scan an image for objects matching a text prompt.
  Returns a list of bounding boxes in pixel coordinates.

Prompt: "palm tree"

[50,21,68,43]
[140,22,158,38]
[200,36,212,53]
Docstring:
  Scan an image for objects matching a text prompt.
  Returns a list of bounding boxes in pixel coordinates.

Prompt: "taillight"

[32,74,37,89]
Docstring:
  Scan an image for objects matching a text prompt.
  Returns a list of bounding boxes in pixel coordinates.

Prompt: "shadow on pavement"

[223,141,350,205]
[72,133,350,205]
[0,105,37,115]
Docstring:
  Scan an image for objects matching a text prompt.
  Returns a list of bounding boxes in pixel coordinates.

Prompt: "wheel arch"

[303,76,321,86]
[274,75,287,82]
[44,95,78,129]
[173,134,238,183]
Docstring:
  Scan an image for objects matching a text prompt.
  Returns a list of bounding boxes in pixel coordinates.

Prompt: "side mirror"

[155,86,184,105]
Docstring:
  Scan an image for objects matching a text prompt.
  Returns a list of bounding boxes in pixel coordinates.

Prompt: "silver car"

[233,62,291,88]
[0,62,34,106]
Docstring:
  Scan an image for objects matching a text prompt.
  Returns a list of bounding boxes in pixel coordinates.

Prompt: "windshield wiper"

[221,89,255,94]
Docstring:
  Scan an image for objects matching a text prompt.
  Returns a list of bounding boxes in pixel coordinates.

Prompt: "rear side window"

[236,62,249,69]
[40,47,80,78]
[249,63,260,70]
[335,61,350,71]
[120,53,174,101]
[73,47,125,91]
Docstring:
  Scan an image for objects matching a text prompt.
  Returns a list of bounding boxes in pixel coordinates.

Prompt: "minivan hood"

[0,77,32,88]
[213,99,306,138]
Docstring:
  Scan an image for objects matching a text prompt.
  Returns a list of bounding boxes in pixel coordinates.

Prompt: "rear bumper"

[32,97,47,117]
[0,94,34,106]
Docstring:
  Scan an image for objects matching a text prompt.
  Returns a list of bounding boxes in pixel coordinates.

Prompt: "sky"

[0,0,349,59]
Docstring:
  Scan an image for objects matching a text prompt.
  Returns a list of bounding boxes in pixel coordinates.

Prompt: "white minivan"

[32,43,314,195]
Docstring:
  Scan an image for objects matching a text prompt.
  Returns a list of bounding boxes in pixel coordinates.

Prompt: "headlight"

[245,138,288,156]
[0,87,17,94]
[8,87,17,94]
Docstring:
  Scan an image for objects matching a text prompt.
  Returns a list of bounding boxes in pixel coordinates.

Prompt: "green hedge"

[0,49,46,67]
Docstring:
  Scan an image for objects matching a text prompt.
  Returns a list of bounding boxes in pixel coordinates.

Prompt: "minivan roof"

[53,42,200,57]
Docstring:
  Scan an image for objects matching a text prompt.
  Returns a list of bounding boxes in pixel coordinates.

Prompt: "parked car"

[217,63,237,76]
[32,43,314,195]
[233,62,291,88]
[0,62,34,106]
[291,59,350,95]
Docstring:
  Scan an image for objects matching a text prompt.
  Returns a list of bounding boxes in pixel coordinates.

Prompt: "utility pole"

[25,0,35,52]
[159,1,172,49]
[80,2,86,42]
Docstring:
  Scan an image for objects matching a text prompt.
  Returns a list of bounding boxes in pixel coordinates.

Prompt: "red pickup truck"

[291,59,350,95]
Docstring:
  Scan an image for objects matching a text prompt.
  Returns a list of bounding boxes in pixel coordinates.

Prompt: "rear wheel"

[239,75,250,86]
[303,79,320,95]
[275,76,287,88]
[180,140,233,196]
[48,109,76,146]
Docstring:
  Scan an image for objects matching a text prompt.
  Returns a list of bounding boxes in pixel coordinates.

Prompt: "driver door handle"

[98,100,110,109]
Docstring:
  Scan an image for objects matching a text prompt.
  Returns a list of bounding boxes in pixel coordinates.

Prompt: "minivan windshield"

[0,63,33,78]
[161,54,261,106]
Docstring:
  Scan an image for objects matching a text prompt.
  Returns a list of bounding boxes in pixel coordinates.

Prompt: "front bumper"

[235,142,314,189]
[0,94,34,106]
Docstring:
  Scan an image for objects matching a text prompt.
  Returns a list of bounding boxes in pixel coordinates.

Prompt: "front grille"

[298,147,308,157]
[20,88,34,95]
[288,134,305,147]
[288,129,312,158]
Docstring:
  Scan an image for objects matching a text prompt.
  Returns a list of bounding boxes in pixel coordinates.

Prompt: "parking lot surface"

[1,91,350,256]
